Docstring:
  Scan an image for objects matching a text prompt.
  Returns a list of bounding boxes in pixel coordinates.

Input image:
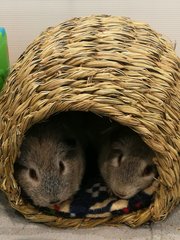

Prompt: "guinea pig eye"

[111,151,123,167]
[143,165,154,176]
[29,168,38,181]
[118,152,123,165]
[59,161,65,173]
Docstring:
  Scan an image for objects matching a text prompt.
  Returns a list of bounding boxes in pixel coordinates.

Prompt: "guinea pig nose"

[118,193,127,198]
[50,200,60,204]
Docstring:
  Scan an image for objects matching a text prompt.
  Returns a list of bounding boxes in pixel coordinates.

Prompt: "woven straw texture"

[0,15,180,228]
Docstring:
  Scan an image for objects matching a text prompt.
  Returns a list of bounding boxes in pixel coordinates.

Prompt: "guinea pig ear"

[110,150,123,167]
[16,136,39,164]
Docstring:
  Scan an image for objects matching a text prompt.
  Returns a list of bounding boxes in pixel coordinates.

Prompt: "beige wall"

[1,0,180,65]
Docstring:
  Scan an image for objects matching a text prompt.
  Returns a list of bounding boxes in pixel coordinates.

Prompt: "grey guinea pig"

[98,126,157,199]
[14,119,85,207]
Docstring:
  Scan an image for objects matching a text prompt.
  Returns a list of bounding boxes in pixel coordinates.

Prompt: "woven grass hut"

[0,15,180,228]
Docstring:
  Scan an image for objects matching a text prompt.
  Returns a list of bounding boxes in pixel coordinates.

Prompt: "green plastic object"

[0,27,10,90]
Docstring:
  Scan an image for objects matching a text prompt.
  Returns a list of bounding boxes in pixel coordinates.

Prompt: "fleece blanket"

[40,178,158,218]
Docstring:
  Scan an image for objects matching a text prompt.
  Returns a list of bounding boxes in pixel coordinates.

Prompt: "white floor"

[0,192,179,240]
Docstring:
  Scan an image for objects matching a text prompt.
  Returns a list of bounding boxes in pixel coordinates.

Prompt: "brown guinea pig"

[98,126,157,199]
[14,118,85,207]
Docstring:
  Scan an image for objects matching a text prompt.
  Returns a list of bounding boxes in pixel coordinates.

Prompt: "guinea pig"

[14,119,85,207]
[98,126,157,199]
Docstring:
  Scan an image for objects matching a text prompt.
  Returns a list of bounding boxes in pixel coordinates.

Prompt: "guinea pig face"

[107,148,156,199]
[15,136,85,207]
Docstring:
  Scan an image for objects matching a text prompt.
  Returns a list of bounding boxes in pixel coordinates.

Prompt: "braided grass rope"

[0,15,180,228]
